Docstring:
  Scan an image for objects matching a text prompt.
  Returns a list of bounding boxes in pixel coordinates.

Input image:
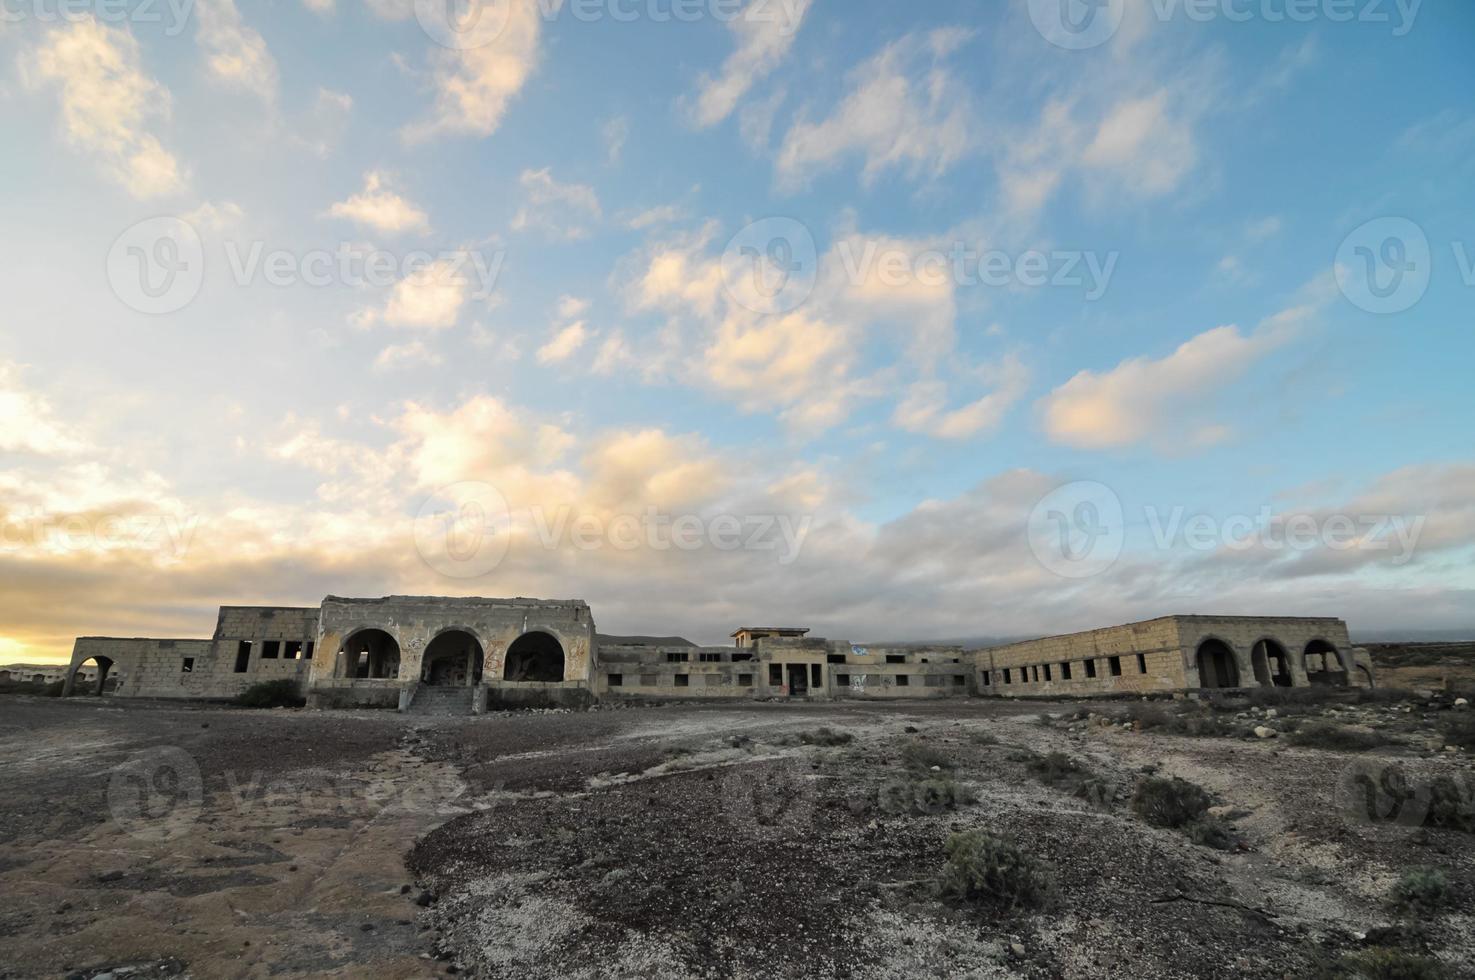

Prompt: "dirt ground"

[0,693,1471,979]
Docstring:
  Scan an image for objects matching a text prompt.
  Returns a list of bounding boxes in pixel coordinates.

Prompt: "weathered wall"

[310,596,596,694]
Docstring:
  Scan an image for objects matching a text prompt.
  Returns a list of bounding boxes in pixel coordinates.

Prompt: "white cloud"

[556,295,590,319]
[358,258,473,330]
[537,321,589,365]
[775,29,974,190]
[0,363,88,456]
[194,0,279,100]
[1039,302,1315,451]
[603,116,629,164]
[302,0,335,13]
[592,330,636,375]
[893,356,1030,440]
[400,0,546,141]
[511,168,602,240]
[627,204,687,230]
[687,0,812,128]
[23,18,184,198]
[327,171,431,236]
[1080,91,1197,197]
[374,340,444,372]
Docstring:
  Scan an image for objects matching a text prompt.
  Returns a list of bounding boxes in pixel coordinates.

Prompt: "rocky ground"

[0,691,1471,979]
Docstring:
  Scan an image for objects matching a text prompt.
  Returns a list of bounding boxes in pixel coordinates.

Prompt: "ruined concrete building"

[60,596,1377,712]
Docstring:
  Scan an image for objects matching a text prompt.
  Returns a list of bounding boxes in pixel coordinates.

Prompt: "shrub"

[1132,776,1211,829]
[1423,776,1475,834]
[1185,815,1238,851]
[1291,721,1396,752]
[967,731,999,746]
[797,727,853,747]
[937,831,1057,912]
[913,777,976,814]
[1391,868,1450,913]
[1125,702,1176,730]
[901,741,953,771]
[1441,713,1475,750]
[1326,948,1448,980]
[234,679,306,709]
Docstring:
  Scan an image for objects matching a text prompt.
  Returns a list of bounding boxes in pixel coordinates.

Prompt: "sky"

[1,0,1473,664]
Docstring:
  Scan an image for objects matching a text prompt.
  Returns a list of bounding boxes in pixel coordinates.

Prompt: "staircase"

[407,685,476,717]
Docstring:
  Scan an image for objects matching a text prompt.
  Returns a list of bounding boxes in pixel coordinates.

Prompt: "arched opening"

[1356,665,1375,689]
[1250,639,1294,687]
[1304,639,1348,687]
[68,656,115,696]
[1195,639,1240,689]
[422,630,484,687]
[339,629,401,680]
[503,631,565,683]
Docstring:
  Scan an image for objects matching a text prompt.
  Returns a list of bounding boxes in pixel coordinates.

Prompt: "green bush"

[1185,815,1238,851]
[937,830,1057,912]
[1132,776,1212,829]
[1291,721,1396,752]
[234,679,306,709]
[1391,867,1450,912]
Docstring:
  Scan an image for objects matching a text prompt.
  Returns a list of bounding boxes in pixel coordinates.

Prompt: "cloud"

[536,321,589,365]
[775,29,974,190]
[893,356,1030,440]
[357,258,475,330]
[603,115,629,164]
[511,168,602,240]
[1080,91,1197,197]
[687,0,812,128]
[400,0,546,141]
[1039,301,1315,451]
[0,363,88,456]
[327,171,431,236]
[556,295,590,319]
[23,18,184,198]
[374,340,444,372]
[194,0,279,100]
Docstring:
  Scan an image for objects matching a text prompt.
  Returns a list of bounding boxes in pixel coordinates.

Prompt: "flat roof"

[731,627,810,637]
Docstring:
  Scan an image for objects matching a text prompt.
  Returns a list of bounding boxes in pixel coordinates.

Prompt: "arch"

[503,631,565,683]
[339,628,401,680]
[1250,638,1294,688]
[422,628,485,687]
[1304,639,1348,687]
[68,655,115,697]
[1195,638,1240,689]
[1356,665,1375,689]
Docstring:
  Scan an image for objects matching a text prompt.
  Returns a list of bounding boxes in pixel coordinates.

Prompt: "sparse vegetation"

[1132,776,1211,828]
[1423,776,1475,834]
[1023,750,1118,807]
[1440,712,1475,750]
[937,830,1058,913]
[1184,814,1238,851]
[234,679,306,709]
[900,740,954,771]
[1391,868,1451,913]
[1316,948,1449,980]
[1291,721,1397,752]
[796,726,853,747]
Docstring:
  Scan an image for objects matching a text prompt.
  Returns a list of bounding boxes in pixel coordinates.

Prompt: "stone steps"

[407,686,475,716]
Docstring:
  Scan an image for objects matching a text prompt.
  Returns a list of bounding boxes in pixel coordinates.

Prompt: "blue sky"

[1,0,1472,661]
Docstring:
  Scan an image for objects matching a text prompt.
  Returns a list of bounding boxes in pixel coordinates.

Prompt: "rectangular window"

[768,664,783,685]
[1109,656,1122,677]
[837,673,851,686]
[675,673,689,688]
[738,673,754,688]
[1043,664,1052,682]
[895,674,910,686]
[234,641,251,673]
[1137,653,1148,674]
[284,640,303,660]
[181,657,195,673]
[952,675,965,686]
[981,671,991,687]
[886,654,906,664]
[305,641,315,660]
[262,641,280,660]
[1033,666,1041,682]
[1085,659,1098,679]
[827,654,846,664]
[1061,662,1072,681]
[698,652,723,663]
[666,652,689,664]
[1003,668,1012,684]
[810,664,822,687]
[732,653,753,662]
[608,674,623,687]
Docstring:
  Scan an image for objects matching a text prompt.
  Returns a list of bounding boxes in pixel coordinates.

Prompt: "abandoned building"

[57,597,1377,712]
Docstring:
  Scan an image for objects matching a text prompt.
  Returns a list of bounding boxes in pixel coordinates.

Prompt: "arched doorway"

[422,630,484,687]
[1250,639,1293,687]
[340,629,400,679]
[1195,639,1240,689]
[1304,639,1348,687]
[503,632,565,682]
[68,656,114,696]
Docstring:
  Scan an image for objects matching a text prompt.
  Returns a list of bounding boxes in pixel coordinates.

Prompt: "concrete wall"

[972,616,1374,698]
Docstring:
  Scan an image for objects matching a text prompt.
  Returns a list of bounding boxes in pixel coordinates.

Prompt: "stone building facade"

[58,598,1376,711]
